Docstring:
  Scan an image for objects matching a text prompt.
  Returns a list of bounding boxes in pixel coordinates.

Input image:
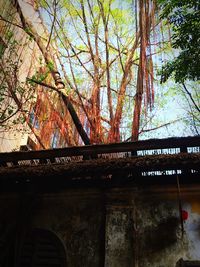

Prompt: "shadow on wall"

[142,216,180,255]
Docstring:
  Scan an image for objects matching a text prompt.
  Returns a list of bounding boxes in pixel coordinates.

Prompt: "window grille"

[18,229,67,267]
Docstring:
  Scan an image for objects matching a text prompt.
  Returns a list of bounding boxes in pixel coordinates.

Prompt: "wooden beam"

[0,136,199,164]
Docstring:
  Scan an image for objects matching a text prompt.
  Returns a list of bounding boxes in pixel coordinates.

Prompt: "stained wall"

[0,185,200,266]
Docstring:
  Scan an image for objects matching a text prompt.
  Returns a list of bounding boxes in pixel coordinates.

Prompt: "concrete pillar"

[105,204,134,267]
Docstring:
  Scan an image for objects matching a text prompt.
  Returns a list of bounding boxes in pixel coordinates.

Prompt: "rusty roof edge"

[0,152,199,178]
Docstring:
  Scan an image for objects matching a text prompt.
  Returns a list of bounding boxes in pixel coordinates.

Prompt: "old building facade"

[0,136,200,266]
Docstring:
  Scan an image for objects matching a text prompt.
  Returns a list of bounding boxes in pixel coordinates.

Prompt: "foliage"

[0,32,35,130]
[159,0,200,83]
[158,0,200,136]
[181,82,200,135]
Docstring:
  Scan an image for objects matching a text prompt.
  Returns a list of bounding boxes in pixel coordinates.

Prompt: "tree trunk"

[108,33,139,142]
[90,77,102,143]
[132,0,150,141]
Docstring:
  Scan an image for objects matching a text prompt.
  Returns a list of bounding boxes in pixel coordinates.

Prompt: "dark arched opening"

[18,228,67,267]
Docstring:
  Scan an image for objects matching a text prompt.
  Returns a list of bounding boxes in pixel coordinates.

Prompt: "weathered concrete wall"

[0,186,200,266]
[135,199,188,267]
[134,187,200,267]
[105,206,134,267]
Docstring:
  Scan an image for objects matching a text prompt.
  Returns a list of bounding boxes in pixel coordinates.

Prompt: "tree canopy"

[159,0,200,83]
[0,0,199,150]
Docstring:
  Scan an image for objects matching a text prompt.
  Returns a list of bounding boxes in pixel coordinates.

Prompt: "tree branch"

[46,0,57,50]
[14,0,90,145]
[182,82,200,113]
